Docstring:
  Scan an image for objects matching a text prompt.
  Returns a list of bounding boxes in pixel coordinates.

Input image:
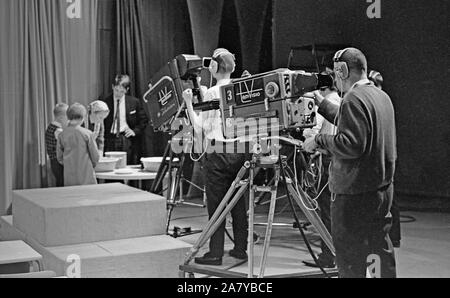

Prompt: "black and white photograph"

[0,0,449,282]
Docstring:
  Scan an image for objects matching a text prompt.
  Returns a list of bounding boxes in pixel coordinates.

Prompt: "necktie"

[113,99,121,137]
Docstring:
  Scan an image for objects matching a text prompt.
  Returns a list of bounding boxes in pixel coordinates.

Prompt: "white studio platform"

[0,184,192,278]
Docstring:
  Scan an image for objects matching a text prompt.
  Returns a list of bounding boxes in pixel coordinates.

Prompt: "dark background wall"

[273,0,449,199]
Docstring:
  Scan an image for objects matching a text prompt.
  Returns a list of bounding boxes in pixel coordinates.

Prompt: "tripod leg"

[176,154,186,204]
[284,168,335,255]
[184,164,250,265]
[165,153,183,235]
[247,165,255,278]
[165,166,178,235]
[171,154,185,205]
[166,204,175,235]
[258,166,280,278]
[151,142,171,193]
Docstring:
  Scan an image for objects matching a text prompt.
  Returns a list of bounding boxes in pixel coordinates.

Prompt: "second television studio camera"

[143,54,204,132]
[143,54,206,238]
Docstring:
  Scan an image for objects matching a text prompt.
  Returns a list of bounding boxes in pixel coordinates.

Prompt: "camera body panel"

[143,55,202,131]
[219,69,321,138]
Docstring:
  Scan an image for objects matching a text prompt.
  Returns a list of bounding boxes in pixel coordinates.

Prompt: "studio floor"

[170,198,450,278]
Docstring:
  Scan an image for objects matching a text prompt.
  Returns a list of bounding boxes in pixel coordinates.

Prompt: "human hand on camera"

[183,89,193,106]
[303,136,318,153]
[313,90,326,106]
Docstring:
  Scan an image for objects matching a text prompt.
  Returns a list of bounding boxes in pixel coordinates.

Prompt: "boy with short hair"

[45,103,68,187]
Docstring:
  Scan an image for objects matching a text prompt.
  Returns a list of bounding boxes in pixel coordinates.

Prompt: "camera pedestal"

[150,138,206,238]
[179,154,337,278]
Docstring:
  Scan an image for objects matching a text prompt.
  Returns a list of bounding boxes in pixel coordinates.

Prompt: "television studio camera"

[143,54,204,132]
[217,68,333,140]
[143,54,206,238]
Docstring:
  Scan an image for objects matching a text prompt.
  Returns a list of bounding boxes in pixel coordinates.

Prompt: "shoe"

[194,252,222,266]
[302,255,335,269]
[229,248,248,260]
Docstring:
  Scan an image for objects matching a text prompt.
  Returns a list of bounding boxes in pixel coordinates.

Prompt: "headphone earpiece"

[209,58,219,74]
[208,48,235,74]
[333,48,350,80]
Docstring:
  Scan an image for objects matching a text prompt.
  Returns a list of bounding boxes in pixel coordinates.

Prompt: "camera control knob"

[265,82,280,99]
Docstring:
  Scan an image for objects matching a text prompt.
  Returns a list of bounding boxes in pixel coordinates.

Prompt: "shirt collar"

[115,95,125,103]
[216,79,232,86]
[52,121,62,128]
[350,79,371,91]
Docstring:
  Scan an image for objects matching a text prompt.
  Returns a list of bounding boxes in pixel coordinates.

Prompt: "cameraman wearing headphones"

[182,48,249,266]
[303,48,397,278]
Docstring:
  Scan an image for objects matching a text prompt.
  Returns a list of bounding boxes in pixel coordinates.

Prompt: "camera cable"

[279,158,330,278]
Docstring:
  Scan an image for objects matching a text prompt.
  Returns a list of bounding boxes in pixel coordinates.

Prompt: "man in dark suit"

[102,74,148,165]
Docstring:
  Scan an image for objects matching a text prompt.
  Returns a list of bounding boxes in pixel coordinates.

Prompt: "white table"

[96,166,157,189]
[0,240,43,271]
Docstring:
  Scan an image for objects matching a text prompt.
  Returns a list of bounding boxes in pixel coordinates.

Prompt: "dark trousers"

[331,184,397,278]
[317,157,334,261]
[203,153,250,258]
[390,199,401,247]
[50,158,64,187]
[105,134,138,165]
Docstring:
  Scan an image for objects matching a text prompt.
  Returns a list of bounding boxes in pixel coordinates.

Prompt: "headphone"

[209,48,235,74]
[369,70,383,88]
[333,48,351,80]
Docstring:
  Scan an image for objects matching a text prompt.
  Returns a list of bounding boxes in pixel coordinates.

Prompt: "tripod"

[180,153,335,278]
[151,134,206,238]
[254,148,321,229]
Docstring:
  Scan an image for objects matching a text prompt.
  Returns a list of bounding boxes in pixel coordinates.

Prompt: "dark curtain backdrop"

[187,0,224,85]
[187,0,271,79]
[116,0,147,98]
[234,0,271,74]
[114,0,149,159]
[187,0,224,58]
[0,0,100,215]
[99,0,194,157]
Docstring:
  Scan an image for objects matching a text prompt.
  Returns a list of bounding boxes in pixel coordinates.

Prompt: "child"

[57,103,100,186]
[45,103,68,187]
[86,100,110,157]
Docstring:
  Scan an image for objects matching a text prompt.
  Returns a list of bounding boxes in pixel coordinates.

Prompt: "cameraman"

[304,48,397,278]
[182,48,249,266]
